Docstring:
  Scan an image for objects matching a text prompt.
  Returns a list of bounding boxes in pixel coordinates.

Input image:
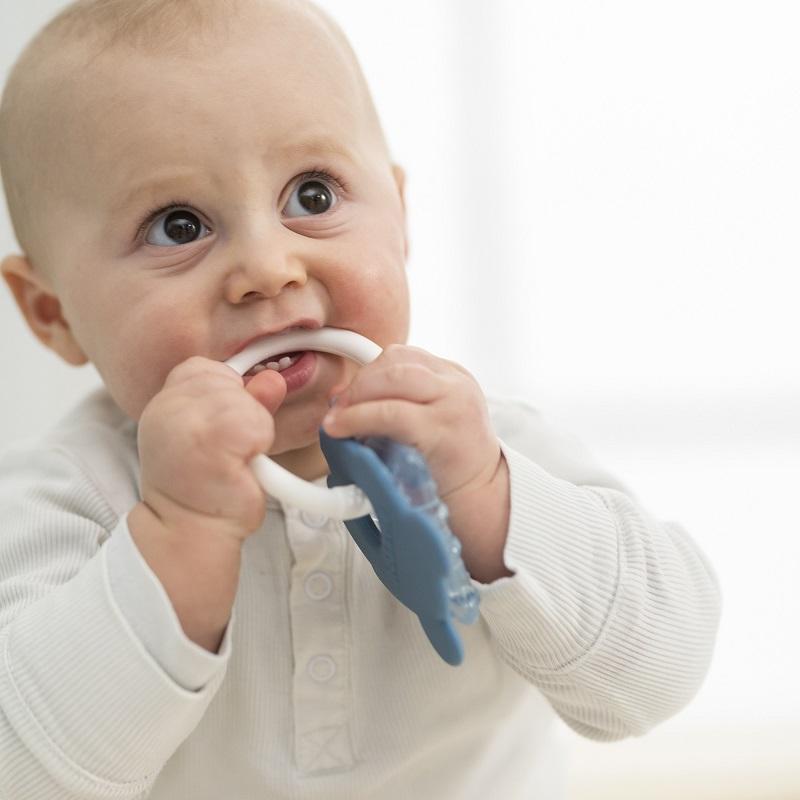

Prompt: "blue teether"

[319,429,480,666]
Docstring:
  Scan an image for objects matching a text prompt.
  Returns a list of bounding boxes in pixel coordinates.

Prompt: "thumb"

[245,369,288,416]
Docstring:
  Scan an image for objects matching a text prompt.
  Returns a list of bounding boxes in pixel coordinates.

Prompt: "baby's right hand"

[137,357,287,545]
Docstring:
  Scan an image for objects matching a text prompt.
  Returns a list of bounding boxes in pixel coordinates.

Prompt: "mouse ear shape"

[418,615,464,666]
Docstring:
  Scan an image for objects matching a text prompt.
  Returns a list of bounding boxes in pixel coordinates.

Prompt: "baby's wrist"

[448,453,513,584]
[127,502,243,652]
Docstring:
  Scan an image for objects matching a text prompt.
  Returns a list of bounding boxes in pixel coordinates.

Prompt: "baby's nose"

[224,241,308,303]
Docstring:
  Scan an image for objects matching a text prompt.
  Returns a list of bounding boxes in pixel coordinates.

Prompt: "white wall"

[2,1,799,795]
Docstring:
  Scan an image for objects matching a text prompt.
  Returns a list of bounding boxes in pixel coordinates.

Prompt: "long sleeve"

[478,397,721,741]
[0,441,231,799]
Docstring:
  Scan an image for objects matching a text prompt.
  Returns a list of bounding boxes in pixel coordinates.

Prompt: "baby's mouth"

[243,351,304,377]
[226,328,381,382]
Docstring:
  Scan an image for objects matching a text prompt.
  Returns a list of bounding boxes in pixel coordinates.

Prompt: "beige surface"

[565,720,800,800]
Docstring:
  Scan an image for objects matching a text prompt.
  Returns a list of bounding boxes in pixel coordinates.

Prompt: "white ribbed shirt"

[0,389,720,799]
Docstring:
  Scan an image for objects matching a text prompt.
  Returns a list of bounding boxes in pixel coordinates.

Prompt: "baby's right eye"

[144,207,211,246]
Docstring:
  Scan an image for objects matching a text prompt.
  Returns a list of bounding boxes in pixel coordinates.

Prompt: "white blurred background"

[1,2,798,798]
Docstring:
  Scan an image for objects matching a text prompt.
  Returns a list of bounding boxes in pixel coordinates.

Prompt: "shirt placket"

[283,506,355,774]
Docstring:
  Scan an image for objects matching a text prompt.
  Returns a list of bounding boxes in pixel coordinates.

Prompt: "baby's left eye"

[283,177,338,217]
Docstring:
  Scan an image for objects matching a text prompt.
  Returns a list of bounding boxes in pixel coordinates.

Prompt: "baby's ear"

[1,254,88,366]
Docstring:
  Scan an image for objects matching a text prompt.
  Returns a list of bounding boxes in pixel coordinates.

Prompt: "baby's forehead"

[84,7,370,133]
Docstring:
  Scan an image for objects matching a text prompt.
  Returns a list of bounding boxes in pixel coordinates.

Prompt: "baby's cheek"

[114,366,165,422]
[103,345,180,421]
[345,266,409,345]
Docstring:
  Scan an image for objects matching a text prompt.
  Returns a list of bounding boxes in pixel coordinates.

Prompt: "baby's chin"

[267,421,329,481]
[269,426,319,455]
[268,402,328,451]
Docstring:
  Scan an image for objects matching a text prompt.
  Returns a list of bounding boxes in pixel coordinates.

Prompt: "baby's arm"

[0,360,286,798]
[0,444,211,799]
[478,398,722,739]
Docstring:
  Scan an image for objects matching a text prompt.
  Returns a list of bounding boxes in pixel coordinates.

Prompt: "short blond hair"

[0,0,384,270]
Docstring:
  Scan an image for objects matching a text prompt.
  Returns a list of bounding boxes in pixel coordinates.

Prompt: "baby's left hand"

[323,344,513,584]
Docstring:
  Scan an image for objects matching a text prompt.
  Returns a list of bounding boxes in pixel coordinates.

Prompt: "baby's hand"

[138,357,287,544]
[323,345,512,583]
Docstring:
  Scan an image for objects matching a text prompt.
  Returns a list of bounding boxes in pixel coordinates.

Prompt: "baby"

[0,1,721,798]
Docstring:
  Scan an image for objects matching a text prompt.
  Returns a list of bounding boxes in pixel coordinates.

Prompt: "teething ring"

[224,327,381,520]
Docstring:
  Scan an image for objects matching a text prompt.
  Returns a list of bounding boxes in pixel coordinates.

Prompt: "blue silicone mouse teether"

[225,327,481,665]
[320,430,479,666]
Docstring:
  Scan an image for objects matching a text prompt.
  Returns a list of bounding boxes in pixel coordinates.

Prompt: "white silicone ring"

[224,328,382,520]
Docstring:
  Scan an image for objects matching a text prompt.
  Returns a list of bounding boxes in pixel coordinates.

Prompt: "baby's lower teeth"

[245,352,305,377]
[264,353,300,372]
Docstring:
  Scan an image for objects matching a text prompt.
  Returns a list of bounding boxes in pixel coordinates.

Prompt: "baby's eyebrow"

[111,137,355,216]
[111,171,204,217]
[276,135,356,164]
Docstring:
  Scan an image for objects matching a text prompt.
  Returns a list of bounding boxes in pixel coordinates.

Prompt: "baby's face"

[42,10,409,464]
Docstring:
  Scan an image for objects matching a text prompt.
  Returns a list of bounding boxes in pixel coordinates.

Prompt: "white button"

[304,571,333,601]
[307,655,336,682]
[300,510,328,528]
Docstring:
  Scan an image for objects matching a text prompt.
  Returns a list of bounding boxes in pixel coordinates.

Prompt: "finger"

[379,345,473,379]
[245,368,288,416]
[327,345,450,404]
[323,398,438,452]
[333,362,447,408]
[375,343,451,373]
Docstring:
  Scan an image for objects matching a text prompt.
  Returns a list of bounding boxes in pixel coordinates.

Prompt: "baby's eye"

[283,176,338,217]
[145,208,210,246]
